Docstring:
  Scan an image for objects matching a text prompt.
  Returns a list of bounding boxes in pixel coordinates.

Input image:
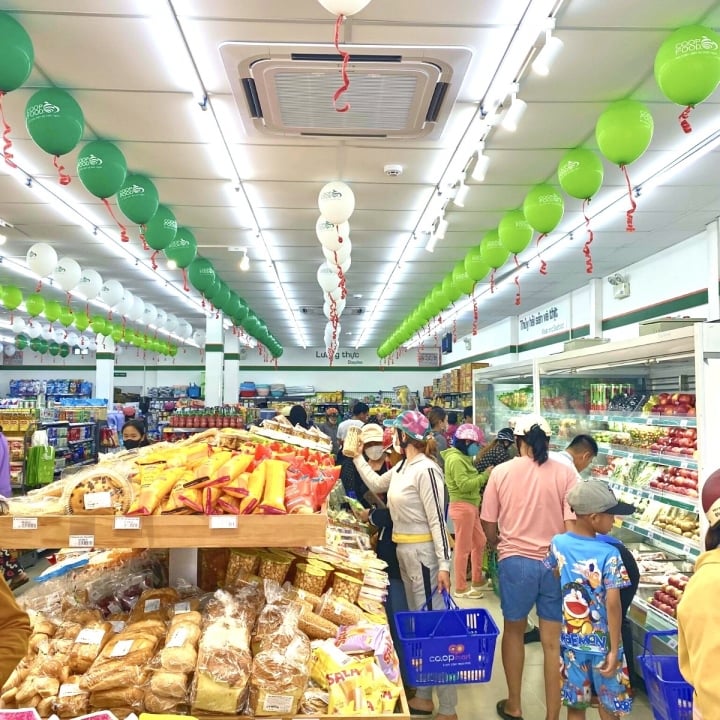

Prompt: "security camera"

[384,164,403,177]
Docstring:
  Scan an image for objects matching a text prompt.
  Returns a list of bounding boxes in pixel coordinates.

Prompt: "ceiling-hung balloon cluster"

[315,181,355,366]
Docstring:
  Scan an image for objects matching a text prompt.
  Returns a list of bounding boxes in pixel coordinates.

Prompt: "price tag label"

[646,418,654,425]
[601,416,609,422]
[114,516,141,530]
[76,628,106,645]
[680,419,688,427]
[667,637,678,650]
[110,639,134,658]
[647,530,655,540]
[69,534,95,548]
[83,491,112,510]
[680,462,688,469]
[682,545,692,556]
[12,517,38,530]
[58,683,83,698]
[209,515,238,530]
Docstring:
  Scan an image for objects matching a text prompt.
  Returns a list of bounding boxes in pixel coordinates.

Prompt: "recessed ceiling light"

[353,293,363,298]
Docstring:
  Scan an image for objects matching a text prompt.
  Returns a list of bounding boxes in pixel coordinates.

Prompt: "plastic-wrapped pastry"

[69,621,114,673]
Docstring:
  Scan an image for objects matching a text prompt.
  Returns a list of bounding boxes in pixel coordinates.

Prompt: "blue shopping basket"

[639,629,694,720]
[394,588,499,687]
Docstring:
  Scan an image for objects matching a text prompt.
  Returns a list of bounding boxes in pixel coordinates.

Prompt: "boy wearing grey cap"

[544,481,635,719]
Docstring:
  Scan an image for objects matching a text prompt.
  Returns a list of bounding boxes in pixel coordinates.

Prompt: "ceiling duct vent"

[220,42,472,140]
[300,306,364,316]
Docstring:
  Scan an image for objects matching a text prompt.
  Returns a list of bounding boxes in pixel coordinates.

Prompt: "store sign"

[519,298,570,342]
[314,349,368,365]
[417,348,441,367]
[114,371,127,377]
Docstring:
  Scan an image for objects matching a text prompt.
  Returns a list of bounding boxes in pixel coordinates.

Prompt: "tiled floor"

[450,590,656,719]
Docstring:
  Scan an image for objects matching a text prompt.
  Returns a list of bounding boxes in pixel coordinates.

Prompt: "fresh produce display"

[498,387,532,410]
[648,466,699,497]
[648,426,697,457]
[642,392,696,417]
[595,457,698,499]
[649,575,689,618]
[650,506,700,541]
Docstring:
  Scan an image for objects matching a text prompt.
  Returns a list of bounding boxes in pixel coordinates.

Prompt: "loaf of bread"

[149,671,188,700]
[128,588,180,623]
[89,685,145,709]
[54,678,89,718]
[69,621,114,673]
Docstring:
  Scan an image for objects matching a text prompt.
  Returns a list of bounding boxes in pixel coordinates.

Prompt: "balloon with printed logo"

[145,204,177,251]
[43,300,61,323]
[557,148,604,200]
[440,275,459,305]
[77,268,103,300]
[98,279,124,308]
[156,309,168,329]
[165,314,178,333]
[142,303,158,326]
[0,13,33,92]
[164,226,197,278]
[499,209,533,255]
[26,242,58,278]
[52,257,82,293]
[317,262,340,293]
[655,25,720,130]
[117,173,159,225]
[595,99,654,167]
[77,141,127,199]
[15,334,28,350]
[452,262,475,296]
[59,307,74,328]
[59,343,70,358]
[431,283,449,310]
[1,285,22,311]
[192,330,206,347]
[316,216,350,253]
[523,184,565,234]
[480,230,508,269]
[318,0,372,15]
[90,314,108,335]
[115,290,134,317]
[130,296,145,322]
[188,257,216,292]
[25,293,45,318]
[318,181,355,224]
[25,88,84,158]
[48,341,60,357]
[464,247,489,283]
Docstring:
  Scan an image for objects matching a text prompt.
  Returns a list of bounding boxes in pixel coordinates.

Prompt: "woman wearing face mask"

[121,419,151,450]
[339,423,385,507]
[441,424,492,599]
[352,411,456,720]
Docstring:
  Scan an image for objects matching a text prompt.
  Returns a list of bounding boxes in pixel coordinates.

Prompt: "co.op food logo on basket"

[675,35,719,56]
[429,643,471,663]
[27,101,61,119]
[557,160,579,180]
[118,184,145,200]
[77,154,103,170]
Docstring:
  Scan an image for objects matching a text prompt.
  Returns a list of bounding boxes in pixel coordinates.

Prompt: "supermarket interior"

[0,0,719,719]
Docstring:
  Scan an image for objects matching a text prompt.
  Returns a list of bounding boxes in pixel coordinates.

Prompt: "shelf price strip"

[69,534,95,548]
[114,517,141,530]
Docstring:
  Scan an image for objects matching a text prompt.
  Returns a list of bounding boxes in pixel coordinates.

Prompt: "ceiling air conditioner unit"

[220,42,472,140]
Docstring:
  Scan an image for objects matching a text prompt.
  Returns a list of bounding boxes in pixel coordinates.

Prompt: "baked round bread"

[64,470,133,515]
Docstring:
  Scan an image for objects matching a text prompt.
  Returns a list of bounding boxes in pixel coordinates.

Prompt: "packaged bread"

[129,588,180,623]
[63,468,134,515]
[90,685,145,710]
[38,696,56,716]
[144,689,189,714]
[149,671,189,700]
[158,620,201,673]
[298,611,339,640]
[54,677,89,718]
[318,590,364,626]
[69,621,114,673]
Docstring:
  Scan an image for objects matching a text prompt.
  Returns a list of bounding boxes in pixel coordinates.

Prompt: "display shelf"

[619,518,700,559]
[163,427,204,433]
[632,596,678,631]
[0,512,328,549]
[606,480,697,512]
[596,444,697,470]
[544,411,697,428]
[69,421,95,427]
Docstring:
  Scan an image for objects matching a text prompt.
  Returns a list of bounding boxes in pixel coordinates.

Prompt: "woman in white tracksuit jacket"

[353,410,456,720]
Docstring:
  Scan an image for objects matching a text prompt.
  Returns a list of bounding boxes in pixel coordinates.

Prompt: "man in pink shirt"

[481,414,577,720]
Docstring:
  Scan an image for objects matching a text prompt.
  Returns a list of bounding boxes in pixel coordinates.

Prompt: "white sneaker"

[453,587,484,599]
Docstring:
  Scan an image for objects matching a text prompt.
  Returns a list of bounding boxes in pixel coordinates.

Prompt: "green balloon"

[48,341,60,357]
[169,345,178,357]
[213,284,231,313]
[44,299,62,322]
[59,307,75,328]
[499,209,533,255]
[464,247,489,282]
[117,173,159,225]
[432,283,450,309]
[557,148,604,200]
[0,13,33,93]
[74,313,90,332]
[164,227,197,269]
[145,204,177,251]
[523,184,564,234]
[595,99,654,166]
[480,229,509,270]
[15,334,28,350]
[232,296,249,325]
[203,279,221,302]
[90,314,107,335]
[1,285,23,311]
[25,88,84,157]
[273,347,283,358]
[440,276,454,307]
[446,272,463,303]
[452,263,474,296]
[188,257,217,292]
[25,293,45,317]
[655,25,720,107]
[59,343,70,358]
[31,337,48,354]
[77,140,127,199]
[111,326,123,343]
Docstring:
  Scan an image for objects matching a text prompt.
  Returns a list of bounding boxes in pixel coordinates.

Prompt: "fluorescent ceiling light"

[531,36,564,76]
[501,96,527,133]
[471,153,491,182]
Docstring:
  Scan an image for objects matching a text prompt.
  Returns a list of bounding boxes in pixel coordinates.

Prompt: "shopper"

[0,575,31,686]
[480,414,578,720]
[337,401,369,452]
[0,426,11,499]
[338,423,384,507]
[678,468,720,719]
[352,410,456,720]
[121,419,151,449]
[475,427,514,472]
[463,405,486,445]
[318,406,341,455]
[550,434,599,477]
[442,424,491,598]
[0,429,28,591]
[546,480,635,719]
[428,407,448,469]
[287,404,311,429]
[445,411,459,446]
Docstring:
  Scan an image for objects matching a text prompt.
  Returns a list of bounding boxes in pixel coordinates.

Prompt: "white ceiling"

[0,0,719,351]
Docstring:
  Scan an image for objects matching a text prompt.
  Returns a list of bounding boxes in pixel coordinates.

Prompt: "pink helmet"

[455,423,481,442]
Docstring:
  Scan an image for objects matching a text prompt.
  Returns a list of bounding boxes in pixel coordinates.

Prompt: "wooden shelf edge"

[0,513,327,549]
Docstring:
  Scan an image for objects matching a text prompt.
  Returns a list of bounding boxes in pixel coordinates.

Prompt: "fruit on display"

[651,506,700,541]
[649,427,697,457]
[649,575,689,618]
[498,387,532,410]
[643,392,696,417]
[648,466,699,497]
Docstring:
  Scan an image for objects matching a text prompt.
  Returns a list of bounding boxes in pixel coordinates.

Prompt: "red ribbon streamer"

[514,255,521,306]
[150,251,159,270]
[140,224,149,251]
[472,286,479,336]
[53,156,71,185]
[332,15,351,113]
[678,105,693,134]
[536,233,548,275]
[333,250,348,299]
[181,268,190,292]
[102,198,130,242]
[621,165,637,233]
[452,319,457,343]
[490,269,495,294]
[0,92,16,168]
[582,199,594,274]
[35,280,43,292]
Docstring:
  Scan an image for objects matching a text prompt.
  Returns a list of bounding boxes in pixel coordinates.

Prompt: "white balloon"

[52,257,82,292]
[25,323,41,339]
[116,290,134,316]
[10,317,26,333]
[87,339,97,352]
[317,0,372,17]
[41,324,54,341]
[130,296,145,322]
[316,216,350,253]
[317,262,341,293]
[99,279,124,308]
[156,309,168,327]
[53,328,65,343]
[318,181,355,224]
[26,243,58,278]
[327,285,344,302]
[66,332,80,347]
[4,345,16,357]
[323,295,346,318]
[77,269,103,300]
[180,322,193,339]
[323,236,352,265]
[340,257,351,273]
[103,336,116,353]
[192,330,206,346]
[142,303,158,326]
[324,321,341,349]
[165,314,178,332]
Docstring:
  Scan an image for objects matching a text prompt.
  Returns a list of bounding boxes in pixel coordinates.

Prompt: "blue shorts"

[498,556,562,622]
[561,648,633,716]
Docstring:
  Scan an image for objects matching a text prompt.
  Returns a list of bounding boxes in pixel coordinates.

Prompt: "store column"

[95,349,115,410]
[204,315,224,406]
[588,278,603,338]
[223,330,240,405]
[707,218,720,321]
